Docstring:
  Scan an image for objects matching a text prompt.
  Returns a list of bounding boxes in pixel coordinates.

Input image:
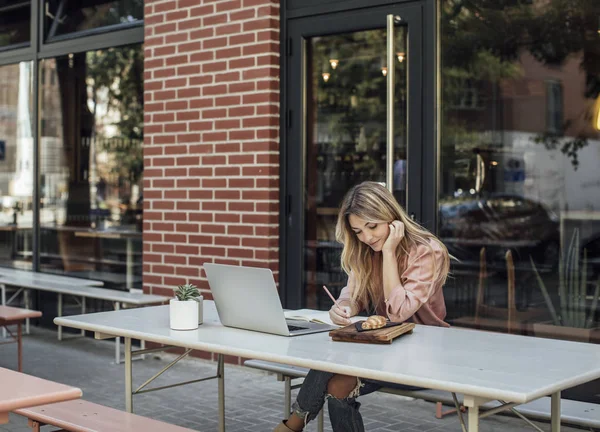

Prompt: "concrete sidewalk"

[0,327,582,432]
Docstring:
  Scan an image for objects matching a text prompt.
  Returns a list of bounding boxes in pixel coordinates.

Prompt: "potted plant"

[531,229,600,342]
[170,284,203,330]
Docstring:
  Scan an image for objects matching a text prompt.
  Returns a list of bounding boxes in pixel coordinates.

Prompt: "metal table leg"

[218,354,225,432]
[551,391,561,432]
[125,337,133,413]
[114,302,121,364]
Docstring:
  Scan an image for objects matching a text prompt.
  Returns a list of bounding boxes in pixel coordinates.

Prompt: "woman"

[274,181,451,432]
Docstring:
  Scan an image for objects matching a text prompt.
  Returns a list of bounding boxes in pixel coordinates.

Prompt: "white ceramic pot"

[169,299,199,330]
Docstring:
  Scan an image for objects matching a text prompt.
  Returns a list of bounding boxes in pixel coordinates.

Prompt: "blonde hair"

[335,181,450,310]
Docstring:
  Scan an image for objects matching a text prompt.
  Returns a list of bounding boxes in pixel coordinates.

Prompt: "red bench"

[16,399,196,432]
[0,306,42,372]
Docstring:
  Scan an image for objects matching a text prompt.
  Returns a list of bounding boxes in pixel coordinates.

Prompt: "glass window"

[0,1,30,48]
[39,44,143,290]
[440,0,600,351]
[44,0,143,40]
[0,62,33,269]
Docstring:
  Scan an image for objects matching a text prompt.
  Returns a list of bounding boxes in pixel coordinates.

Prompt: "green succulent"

[174,284,201,302]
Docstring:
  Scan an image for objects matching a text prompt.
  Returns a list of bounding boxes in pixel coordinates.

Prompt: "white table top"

[0,276,168,305]
[54,301,600,404]
[0,367,82,423]
[0,268,104,287]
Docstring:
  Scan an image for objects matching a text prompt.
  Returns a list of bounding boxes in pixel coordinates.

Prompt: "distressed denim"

[291,369,422,432]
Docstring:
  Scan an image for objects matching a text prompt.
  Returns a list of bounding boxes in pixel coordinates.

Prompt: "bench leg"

[17,322,22,372]
[1,284,5,339]
[24,289,30,334]
[115,302,121,364]
[27,419,41,432]
[218,353,225,432]
[81,296,86,337]
[57,293,63,341]
[125,336,133,413]
[551,391,561,432]
[284,376,292,418]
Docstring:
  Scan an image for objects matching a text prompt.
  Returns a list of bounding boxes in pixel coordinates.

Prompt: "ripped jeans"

[291,369,422,432]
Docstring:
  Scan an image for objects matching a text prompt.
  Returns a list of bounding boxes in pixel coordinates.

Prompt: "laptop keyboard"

[287,324,308,332]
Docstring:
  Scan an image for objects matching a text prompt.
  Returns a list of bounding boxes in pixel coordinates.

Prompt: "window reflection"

[0,62,33,269]
[44,0,143,40]
[440,1,600,347]
[0,1,30,48]
[39,45,143,290]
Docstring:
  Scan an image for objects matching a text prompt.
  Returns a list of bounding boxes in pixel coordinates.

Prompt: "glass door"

[284,4,423,309]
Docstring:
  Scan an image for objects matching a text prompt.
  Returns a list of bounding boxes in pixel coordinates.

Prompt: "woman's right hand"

[329,304,352,326]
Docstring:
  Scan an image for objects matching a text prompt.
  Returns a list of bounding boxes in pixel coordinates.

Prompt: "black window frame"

[0,0,143,272]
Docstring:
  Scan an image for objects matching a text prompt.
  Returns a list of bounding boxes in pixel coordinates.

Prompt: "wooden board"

[329,322,415,344]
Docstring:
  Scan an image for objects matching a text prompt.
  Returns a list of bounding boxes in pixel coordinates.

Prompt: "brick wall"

[143,0,281,319]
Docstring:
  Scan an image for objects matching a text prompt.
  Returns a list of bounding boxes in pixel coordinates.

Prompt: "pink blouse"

[338,239,449,327]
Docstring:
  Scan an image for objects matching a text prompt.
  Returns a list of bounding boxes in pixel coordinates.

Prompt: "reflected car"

[439,194,560,266]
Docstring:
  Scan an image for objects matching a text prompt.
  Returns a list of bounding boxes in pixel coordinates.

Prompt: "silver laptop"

[203,263,337,336]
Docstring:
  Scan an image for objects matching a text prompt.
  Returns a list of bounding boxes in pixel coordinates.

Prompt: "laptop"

[203,263,337,336]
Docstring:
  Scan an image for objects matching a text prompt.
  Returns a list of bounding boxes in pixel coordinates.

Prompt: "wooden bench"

[245,360,600,431]
[0,306,42,372]
[15,399,196,432]
[0,272,170,364]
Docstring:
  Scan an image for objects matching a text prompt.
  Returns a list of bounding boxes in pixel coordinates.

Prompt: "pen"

[322,285,340,308]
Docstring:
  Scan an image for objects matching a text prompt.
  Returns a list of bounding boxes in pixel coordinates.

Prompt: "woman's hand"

[382,220,405,254]
[329,303,352,326]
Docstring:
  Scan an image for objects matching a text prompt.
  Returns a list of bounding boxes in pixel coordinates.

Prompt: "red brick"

[165,255,187,265]
[190,51,214,63]
[215,72,240,83]
[203,178,227,188]
[229,33,255,46]
[155,1,177,12]
[217,0,241,12]
[229,154,254,164]
[215,167,240,177]
[216,47,242,59]
[243,18,278,32]
[230,9,255,21]
[178,178,202,188]
[215,119,240,129]
[229,178,253,188]
[178,41,202,53]
[228,248,254,259]
[215,143,241,152]
[178,18,202,31]
[229,58,255,69]
[202,155,227,165]
[215,212,240,223]
[203,61,227,73]
[229,130,255,140]
[229,202,254,212]
[216,24,242,36]
[215,236,240,246]
[204,14,229,27]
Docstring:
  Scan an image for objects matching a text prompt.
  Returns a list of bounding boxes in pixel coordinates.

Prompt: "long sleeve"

[385,241,447,324]
[337,271,356,306]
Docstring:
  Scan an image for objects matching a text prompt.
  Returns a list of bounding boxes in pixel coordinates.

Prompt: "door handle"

[386,14,395,193]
